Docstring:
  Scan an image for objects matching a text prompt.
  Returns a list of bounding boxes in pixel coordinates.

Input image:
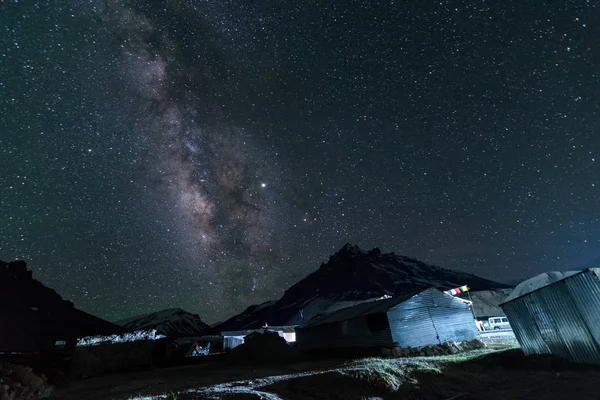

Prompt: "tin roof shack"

[296,287,478,351]
[500,268,600,364]
[222,326,296,350]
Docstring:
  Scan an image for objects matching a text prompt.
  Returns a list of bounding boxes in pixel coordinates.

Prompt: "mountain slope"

[213,243,512,332]
[1,260,123,351]
[116,308,210,337]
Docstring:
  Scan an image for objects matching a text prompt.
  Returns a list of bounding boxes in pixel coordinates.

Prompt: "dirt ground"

[51,348,600,400]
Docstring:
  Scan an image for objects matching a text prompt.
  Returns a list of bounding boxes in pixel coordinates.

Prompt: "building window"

[365,313,388,332]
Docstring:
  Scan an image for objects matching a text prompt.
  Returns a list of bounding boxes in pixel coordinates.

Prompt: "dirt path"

[120,356,461,400]
[51,358,350,400]
[185,369,342,400]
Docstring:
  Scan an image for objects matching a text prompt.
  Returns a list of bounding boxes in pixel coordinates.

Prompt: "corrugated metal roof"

[503,270,582,303]
[303,287,428,328]
[502,268,598,305]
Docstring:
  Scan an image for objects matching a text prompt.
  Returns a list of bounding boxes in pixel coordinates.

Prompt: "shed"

[296,287,478,351]
[500,268,600,364]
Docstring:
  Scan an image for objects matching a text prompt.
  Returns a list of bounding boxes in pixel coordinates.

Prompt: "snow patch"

[76,329,166,347]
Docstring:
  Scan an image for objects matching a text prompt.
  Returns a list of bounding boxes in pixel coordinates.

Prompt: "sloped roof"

[222,326,296,336]
[467,289,513,317]
[502,270,583,303]
[301,287,429,328]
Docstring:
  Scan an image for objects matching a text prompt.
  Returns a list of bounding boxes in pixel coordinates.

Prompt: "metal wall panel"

[429,290,478,343]
[502,269,600,364]
[387,289,439,347]
[388,289,477,347]
[534,281,596,363]
[223,336,245,350]
[388,306,438,347]
[502,299,550,355]
[566,270,600,354]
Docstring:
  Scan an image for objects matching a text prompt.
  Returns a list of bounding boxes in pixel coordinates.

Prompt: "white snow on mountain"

[116,308,209,337]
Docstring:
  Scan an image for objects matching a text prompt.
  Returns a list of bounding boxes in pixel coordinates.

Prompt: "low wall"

[69,338,168,379]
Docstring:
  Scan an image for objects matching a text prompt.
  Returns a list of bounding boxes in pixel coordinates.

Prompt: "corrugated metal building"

[500,268,600,364]
[296,287,478,351]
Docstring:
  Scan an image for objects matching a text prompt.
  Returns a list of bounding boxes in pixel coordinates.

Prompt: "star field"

[1,0,599,323]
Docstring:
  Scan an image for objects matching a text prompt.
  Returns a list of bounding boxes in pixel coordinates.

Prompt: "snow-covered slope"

[213,243,511,332]
[116,308,210,337]
[503,270,582,303]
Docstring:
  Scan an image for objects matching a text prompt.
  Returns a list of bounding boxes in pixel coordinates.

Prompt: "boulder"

[424,347,435,357]
[469,339,486,349]
[381,348,391,356]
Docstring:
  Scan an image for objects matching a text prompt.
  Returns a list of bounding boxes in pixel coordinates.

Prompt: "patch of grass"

[348,357,442,391]
[347,349,503,392]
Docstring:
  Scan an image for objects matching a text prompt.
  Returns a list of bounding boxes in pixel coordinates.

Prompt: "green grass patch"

[348,349,504,391]
[348,357,442,391]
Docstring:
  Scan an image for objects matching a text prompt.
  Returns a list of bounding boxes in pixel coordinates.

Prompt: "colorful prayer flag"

[445,285,470,296]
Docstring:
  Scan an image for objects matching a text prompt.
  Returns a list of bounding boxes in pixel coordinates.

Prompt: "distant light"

[261,183,267,188]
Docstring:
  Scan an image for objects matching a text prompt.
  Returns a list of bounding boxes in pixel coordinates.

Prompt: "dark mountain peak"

[213,245,511,332]
[163,307,186,315]
[369,247,382,257]
[329,243,365,261]
[1,260,122,351]
[1,259,74,310]
[2,259,32,280]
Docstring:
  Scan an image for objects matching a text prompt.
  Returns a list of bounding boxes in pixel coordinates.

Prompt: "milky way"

[1,0,599,323]
[106,1,289,309]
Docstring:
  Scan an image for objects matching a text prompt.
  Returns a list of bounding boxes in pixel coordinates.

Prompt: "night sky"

[1,0,599,323]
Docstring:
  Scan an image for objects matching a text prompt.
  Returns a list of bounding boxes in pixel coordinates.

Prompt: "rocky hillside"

[0,260,123,351]
[213,243,512,331]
